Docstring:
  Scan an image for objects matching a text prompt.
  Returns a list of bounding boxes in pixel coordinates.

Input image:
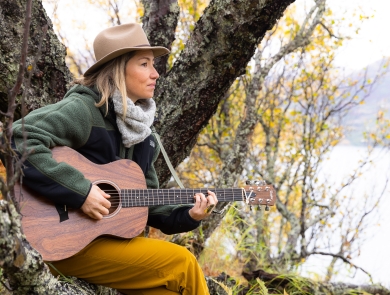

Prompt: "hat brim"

[84,46,170,76]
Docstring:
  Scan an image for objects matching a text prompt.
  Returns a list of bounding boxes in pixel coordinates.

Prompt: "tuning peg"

[246,180,252,185]
[265,199,271,211]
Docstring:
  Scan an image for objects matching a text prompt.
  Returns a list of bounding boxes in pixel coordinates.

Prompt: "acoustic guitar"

[16,146,276,261]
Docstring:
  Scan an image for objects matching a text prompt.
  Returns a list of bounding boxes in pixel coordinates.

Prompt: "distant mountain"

[341,59,390,146]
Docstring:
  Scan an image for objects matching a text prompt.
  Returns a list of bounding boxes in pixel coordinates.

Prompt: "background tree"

[171,0,389,283]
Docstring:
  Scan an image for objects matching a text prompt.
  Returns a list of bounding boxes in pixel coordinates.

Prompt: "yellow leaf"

[284,289,290,295]
[27,64,33,71]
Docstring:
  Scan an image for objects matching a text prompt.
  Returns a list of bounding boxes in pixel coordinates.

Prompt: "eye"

[141,62,147,67]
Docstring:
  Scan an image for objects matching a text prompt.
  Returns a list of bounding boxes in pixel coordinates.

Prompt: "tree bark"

[141,0,180,75]
[0,0,72,119]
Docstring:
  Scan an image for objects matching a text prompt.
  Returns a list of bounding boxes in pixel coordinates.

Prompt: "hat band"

[135,44,151,47]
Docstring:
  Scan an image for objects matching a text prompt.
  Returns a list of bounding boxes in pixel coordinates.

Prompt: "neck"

[120,188,245,207]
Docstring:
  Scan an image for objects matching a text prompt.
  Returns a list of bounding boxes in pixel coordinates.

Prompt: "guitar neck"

[120,188,244,207]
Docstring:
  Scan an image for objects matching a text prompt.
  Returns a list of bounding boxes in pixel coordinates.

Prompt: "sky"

[327,0,390,70]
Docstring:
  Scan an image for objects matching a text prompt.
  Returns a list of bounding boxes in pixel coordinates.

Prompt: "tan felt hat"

[84,23,170,76]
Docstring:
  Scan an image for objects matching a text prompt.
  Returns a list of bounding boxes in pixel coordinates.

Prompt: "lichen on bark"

[0,0,72,120]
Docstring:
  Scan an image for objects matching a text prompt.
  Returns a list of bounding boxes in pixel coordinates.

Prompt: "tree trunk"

[0,0,72,118]
[141,0,179,75]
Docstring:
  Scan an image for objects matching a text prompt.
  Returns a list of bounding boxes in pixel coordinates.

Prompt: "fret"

[156,189,159,206]
[127,190,133,207]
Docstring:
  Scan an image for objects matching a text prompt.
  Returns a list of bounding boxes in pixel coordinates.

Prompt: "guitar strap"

[151,128,185,189]
[152,130,219,214]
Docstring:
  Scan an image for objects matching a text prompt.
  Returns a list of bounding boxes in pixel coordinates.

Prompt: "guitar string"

[91,189,272,206]
[99,193,272,206]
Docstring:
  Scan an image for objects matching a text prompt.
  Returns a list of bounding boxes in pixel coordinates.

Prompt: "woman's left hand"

[188,190,218,221]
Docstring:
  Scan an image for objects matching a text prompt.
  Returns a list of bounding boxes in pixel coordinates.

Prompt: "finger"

[98,187,111,198]
[207,190,217,204]
[193,194,201,208]
[102,198,111,209]
[100,206,110,216]
[90,210,103,220]
[198,193,208,209]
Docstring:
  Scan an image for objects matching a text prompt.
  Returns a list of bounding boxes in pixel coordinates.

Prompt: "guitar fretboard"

[120,188,244,207]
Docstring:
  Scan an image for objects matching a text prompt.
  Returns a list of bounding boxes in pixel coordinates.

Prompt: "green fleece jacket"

[10,84,200,234]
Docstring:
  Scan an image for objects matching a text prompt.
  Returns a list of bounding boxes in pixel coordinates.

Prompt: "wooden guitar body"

[17,146,148,261]
[16,146,277,261]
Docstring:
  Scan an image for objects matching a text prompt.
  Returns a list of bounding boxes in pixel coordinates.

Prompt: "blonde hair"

[74,51,136,119]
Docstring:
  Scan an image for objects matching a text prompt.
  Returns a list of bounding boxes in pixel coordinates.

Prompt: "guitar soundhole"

[95,182,121,217]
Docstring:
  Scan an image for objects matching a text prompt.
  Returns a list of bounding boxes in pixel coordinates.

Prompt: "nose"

[151,66,159,80]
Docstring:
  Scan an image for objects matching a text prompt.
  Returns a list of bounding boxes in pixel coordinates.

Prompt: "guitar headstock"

[243,180,276,211]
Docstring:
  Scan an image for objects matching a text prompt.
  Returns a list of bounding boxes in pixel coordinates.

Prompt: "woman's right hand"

[81,184,111,220]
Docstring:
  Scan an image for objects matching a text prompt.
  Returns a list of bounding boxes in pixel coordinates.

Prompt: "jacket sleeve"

[12,95,94,208]
[147,205,201,235]
[145,133,201,234]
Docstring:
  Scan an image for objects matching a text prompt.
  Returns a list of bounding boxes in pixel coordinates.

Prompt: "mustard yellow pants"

[48,237,210,295]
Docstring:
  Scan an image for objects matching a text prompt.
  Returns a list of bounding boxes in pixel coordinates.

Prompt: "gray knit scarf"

[112,90,156,147]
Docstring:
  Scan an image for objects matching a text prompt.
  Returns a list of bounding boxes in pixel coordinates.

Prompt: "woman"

[12,23,217,294]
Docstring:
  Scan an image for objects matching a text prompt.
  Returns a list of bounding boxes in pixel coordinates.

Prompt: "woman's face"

[125,50,159,103]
